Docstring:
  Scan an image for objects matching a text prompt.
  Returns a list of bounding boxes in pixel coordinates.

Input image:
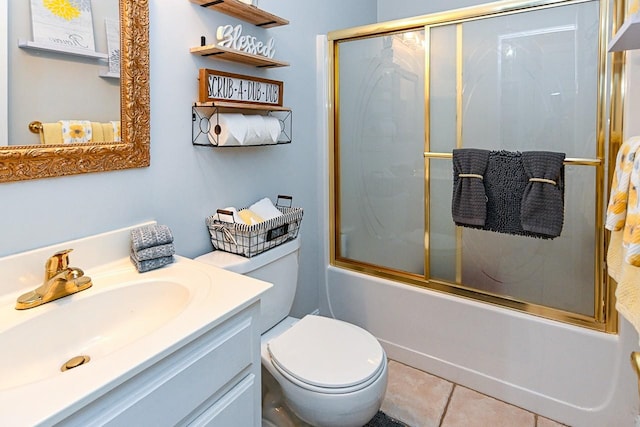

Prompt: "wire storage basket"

[206,195,303,258]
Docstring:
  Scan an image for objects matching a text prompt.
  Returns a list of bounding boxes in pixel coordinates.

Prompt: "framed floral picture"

[105,17,120,74]
[29,0,96,52]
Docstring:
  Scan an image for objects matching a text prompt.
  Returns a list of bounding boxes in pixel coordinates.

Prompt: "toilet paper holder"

[192,103,292,147]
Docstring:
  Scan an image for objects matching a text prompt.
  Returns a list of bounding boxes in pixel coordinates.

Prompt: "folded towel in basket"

[520,151,565,238]
[238,209,264,225]
[130,224,174,251]
[132,242,176,261]
[452,148,490,227]
[249,198,283,221]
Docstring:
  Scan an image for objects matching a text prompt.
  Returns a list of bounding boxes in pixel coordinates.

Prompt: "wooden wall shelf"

[190,44,289,68]
[188,0,288,28]
[195,101,290,112]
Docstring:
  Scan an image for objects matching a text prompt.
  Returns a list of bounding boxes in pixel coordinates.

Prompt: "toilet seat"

[267,315,385,394]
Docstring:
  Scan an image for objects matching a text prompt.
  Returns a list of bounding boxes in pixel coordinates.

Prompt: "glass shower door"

[336,30,426,275]
[330,0,614,328]
[428,1,600,316]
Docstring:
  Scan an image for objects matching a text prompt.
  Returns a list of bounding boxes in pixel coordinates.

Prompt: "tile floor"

[381,360,568,427]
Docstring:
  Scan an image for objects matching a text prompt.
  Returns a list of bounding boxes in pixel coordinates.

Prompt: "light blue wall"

[0,0,376,317]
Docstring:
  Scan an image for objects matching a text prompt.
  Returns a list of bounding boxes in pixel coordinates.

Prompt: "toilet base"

[262,365,311,427]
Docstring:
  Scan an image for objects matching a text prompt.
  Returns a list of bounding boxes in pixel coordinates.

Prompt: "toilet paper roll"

[208,113,248,146]
[264,116,282,144]
[243,115,278,145]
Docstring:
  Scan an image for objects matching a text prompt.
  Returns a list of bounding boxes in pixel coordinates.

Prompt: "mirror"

[0,0,149,182]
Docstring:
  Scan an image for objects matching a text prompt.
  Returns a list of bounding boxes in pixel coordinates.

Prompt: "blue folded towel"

[129,224,176,272]
[131,242,176,261]
[131,224,174,251]
[130,254,174,273]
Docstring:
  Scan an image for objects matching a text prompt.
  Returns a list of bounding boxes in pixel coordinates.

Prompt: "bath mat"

[364,411,410,427]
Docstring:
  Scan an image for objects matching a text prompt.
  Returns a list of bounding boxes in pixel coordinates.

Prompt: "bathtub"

[314,28,638,425]
[324,266,639,426]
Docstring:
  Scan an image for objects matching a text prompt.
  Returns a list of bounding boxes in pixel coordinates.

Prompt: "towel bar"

[28,121,43,134]
[423,151,601,166]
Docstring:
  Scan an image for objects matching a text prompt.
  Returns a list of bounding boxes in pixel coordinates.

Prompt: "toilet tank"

[194,238,300,334]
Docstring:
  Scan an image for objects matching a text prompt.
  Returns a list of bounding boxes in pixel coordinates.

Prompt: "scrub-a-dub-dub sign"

[198,69,283,107]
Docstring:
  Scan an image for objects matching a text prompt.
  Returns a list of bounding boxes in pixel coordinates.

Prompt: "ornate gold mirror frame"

[0,0,150,183]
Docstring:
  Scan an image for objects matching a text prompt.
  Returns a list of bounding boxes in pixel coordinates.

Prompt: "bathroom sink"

[0,254,271,426]
[0,277,191,391]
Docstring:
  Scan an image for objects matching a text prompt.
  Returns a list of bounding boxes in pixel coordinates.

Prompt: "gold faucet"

[15,249,92,310]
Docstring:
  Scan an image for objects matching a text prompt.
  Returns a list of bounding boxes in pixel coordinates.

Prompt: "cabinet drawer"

[188,374,257,427]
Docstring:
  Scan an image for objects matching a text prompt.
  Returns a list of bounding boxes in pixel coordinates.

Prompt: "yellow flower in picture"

[43,0,81,21]
[69,124,85,139]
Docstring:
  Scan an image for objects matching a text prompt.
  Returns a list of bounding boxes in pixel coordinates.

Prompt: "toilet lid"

[267,315,385,389]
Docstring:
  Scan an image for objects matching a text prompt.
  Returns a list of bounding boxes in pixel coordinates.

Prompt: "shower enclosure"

[330,0,622,331]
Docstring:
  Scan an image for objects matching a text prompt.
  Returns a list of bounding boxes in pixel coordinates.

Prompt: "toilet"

[195,238,387,427]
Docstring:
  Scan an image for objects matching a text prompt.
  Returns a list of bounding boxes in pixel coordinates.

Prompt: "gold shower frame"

[328,0,626,333]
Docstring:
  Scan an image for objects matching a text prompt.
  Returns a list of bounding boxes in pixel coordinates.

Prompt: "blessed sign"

[216,24,275,58]
[198,69,283,106]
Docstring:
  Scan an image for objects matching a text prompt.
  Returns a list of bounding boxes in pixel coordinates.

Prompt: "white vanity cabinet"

[57,302,262,427]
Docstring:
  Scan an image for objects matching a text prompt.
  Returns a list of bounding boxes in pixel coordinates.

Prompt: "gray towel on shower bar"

[130,224,174,251]
[454,150,564,240]
[483,150,529,236]
[452,148,490,226]
[520,151,565,237]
